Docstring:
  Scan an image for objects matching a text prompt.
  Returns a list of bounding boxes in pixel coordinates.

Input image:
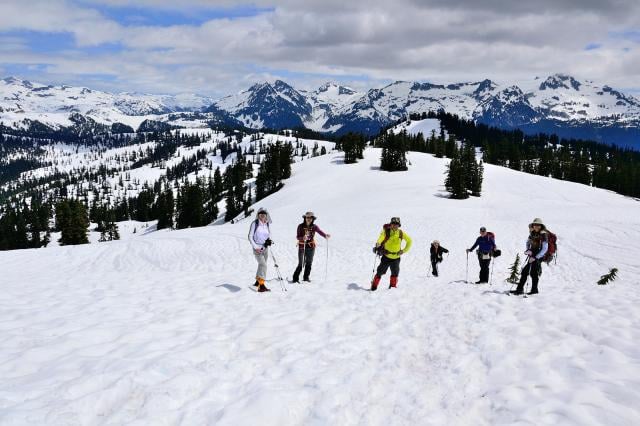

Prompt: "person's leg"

[292,246,304,282]
[513,262,531,294]
[303,246,315,281]
[389,258,401,288]
[255,248,270,291]
[529,260,540,294]
[431,260,438,276]
[372,256,390,290]
[479,258,490,282]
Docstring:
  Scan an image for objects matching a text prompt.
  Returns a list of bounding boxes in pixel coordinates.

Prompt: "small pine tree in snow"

[506,253,521,283]
[597,268,618,285]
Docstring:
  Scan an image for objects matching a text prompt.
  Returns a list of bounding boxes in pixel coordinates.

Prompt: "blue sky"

[0,0,638,97]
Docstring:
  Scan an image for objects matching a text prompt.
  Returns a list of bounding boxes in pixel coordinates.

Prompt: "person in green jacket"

[371,217,412,291]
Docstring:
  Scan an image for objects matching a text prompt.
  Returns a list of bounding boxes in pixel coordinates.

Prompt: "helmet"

[390,217,401,226]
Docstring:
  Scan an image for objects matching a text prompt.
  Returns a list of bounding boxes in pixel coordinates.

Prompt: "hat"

[390,217,401,226]
[432,240,440,245]
[529,218,545,227]
[302,211,316,220]
[257,208,268,215]
[479,226,486,232]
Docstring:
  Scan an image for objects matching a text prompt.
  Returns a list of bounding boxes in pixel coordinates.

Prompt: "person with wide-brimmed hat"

[511,218,549,295]
[371,217,412,290]
[466,226,496,284]
[291,211,330,283]
[248,207,273,292]
[430,240,449,277]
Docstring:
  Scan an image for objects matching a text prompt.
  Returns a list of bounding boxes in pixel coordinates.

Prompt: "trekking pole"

[465,251,469,283]
[489,257,495,286]
[324,240,329,282]
[370,252,380,283]
[270,248,287,292]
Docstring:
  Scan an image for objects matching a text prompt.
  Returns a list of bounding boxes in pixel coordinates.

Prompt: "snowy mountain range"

[2,74,640,147]
[0,76,216,133]
[210,75,640,146]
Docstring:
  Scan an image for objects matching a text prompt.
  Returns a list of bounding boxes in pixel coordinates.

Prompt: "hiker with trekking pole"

[430,240,449,277]
[370,217,412,291]
[248,207,283,292]
[466,226,497,284]
[511,218,552,296]
[291,211,331,283]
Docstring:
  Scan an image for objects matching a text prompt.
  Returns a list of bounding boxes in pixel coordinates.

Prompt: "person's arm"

[469,237,480,251]
[314,224,328,238]
[441,247,449,254]
[400,232,412,253]
[296,224,304,242]
[248,221,260,250]
[375,230,386,247]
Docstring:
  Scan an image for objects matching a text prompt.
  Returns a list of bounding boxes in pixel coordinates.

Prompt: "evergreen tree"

[597,268,618,285]
[155,188,174,230]
[506,253,521,283]
[56,199,89,245]
[379,132,408,171]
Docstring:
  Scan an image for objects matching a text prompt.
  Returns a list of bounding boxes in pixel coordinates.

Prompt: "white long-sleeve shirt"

[249,220,271,250]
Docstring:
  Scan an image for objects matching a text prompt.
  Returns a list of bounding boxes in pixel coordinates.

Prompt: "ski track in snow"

[1,149,639,425]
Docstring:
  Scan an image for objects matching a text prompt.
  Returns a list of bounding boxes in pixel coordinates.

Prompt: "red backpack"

[542,231,557,264]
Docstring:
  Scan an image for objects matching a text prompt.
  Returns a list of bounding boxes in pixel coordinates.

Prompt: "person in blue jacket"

[466,226,496,284]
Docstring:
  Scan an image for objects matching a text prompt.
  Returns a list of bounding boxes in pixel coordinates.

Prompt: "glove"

[264,238,272,247]
[524,250,532,256]
[372,246,378,254]
[466,249,471,253]
[528,256,536,264]
[398,250,404,255]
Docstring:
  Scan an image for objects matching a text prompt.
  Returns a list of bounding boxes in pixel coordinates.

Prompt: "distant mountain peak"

[539,74,582,91]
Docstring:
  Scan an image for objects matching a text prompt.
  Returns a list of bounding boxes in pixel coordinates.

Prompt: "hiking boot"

[253,280,259,287]
[527,288,539,295]
[389,276,398,288]
[511,289,524,295]
[303,277,311,283]
[371,275,381,291]
[258,285,271,292]
[475,280,487,284]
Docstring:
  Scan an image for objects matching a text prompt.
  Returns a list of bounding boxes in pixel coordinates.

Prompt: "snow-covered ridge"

[3,74,640,146]
[0,76,214,131]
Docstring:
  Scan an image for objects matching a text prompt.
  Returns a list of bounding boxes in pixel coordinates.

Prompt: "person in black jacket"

[429,240,449,277]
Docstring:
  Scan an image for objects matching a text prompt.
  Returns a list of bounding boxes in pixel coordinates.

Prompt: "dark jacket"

[430,245,449,262]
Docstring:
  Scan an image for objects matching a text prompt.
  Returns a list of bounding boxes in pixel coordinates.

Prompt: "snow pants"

[254,247,269,280]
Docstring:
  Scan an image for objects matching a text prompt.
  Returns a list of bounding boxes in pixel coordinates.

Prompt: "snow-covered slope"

[1,148,639,425]
[0,76,214,131]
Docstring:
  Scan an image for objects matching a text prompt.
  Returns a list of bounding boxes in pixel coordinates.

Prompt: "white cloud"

[0,0,639,96]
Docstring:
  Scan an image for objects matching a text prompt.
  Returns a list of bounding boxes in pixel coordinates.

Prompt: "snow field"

[1,148,639,425]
